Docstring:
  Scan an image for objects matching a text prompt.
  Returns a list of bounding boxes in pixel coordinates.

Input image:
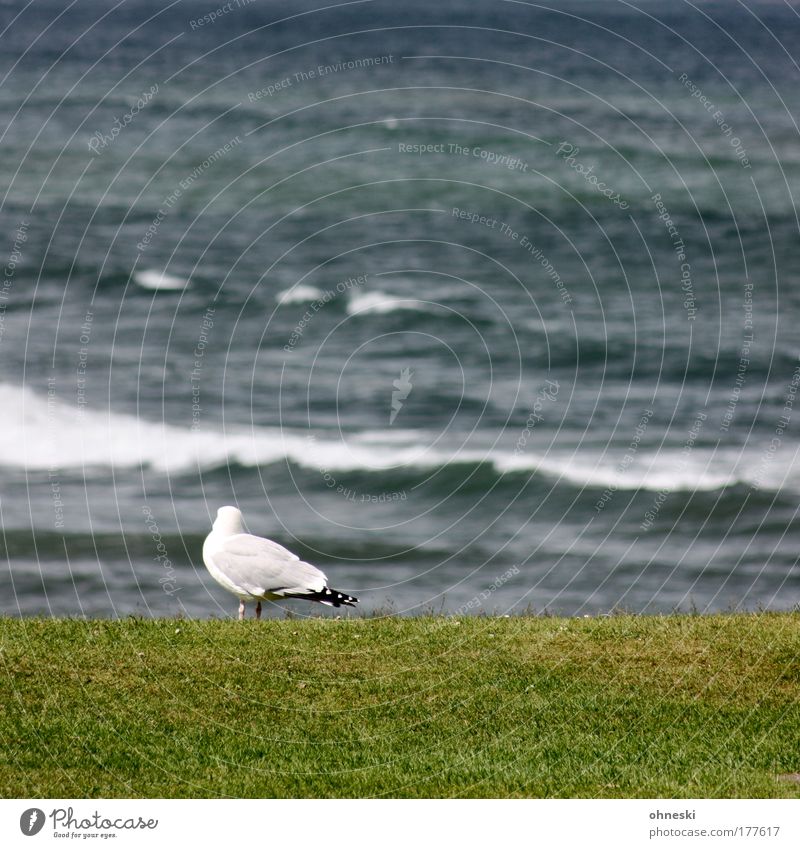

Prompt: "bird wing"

[212,532,328,597]
[228,533,300,562]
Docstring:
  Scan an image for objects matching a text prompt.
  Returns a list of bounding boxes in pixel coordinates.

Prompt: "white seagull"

[202,506,358,620]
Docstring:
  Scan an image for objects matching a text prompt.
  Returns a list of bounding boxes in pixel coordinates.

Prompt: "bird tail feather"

[286,587,358,607]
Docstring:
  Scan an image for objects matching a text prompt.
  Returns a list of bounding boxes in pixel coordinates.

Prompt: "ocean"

[1,0,799,618]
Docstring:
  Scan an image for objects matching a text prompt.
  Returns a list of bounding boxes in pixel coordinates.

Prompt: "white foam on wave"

[2,383,798,493]
[346,290,431,315]
[493,451,739,492]
[134,270,190,291]
[276,285,325,304]
[0,383,436,474]
[0,383,258,473]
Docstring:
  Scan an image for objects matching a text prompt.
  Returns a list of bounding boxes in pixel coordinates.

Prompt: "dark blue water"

[1,0,799,618]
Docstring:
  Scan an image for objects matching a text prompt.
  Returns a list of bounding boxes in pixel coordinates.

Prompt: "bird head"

[212,505,243,535]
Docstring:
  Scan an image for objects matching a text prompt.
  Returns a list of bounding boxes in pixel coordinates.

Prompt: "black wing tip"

[324,587,359,608]
[287,587,359,607]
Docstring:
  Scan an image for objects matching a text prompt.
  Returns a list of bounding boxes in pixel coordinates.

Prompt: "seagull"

[202,505,358,620]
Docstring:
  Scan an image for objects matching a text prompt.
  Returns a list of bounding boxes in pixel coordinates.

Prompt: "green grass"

[1,613,798,798]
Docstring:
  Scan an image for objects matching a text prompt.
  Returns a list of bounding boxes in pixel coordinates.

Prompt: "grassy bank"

[1,613,798,798]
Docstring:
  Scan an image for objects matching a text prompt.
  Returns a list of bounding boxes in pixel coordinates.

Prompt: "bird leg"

[238,600,245,621]
[256,601,262,620]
